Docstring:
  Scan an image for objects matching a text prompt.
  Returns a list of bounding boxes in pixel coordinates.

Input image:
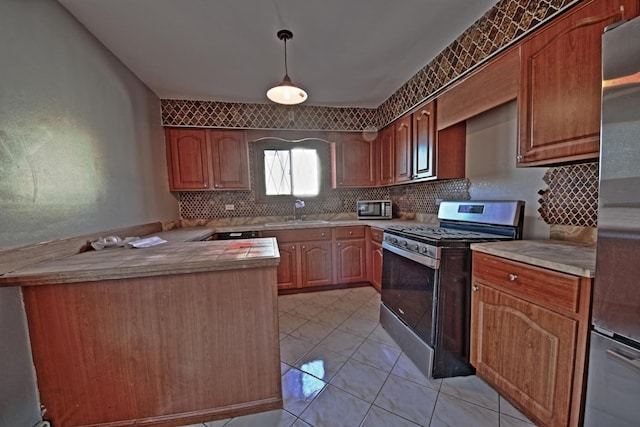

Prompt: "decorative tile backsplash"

[170,0,597,228]
[538,163,599,228]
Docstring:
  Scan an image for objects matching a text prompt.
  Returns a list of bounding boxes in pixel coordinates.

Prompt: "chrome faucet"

[293,199,305,221]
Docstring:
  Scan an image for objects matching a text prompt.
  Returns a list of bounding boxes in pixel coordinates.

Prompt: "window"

[255,139,329,202]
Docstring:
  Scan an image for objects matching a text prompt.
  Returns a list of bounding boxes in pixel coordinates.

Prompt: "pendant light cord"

[283,37,289,76]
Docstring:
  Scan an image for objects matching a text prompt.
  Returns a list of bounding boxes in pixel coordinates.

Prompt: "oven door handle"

[382,241,440,269]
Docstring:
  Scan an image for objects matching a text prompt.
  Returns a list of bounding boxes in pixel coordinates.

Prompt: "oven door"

[381,242,438,346]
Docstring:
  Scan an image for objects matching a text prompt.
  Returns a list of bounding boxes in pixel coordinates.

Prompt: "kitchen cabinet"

[437,47,519,130]
[412,101,436,180]
[332,132,376,188]
[262,228,333,290]
[334,226,367,284]
[394,115,413,184]
[165,128,210,190]
[367,227,384,292]
[382,99,463,185]
[165,127,250,191]
[517,0,640,166]
[471,252,592,427]
[378,124,395,185]
[208,130,250,189]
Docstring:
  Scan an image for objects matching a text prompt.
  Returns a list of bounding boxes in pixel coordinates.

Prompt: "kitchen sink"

[263,220,330,227]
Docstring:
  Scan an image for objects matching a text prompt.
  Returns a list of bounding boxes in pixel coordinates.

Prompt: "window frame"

[254,138,330,203]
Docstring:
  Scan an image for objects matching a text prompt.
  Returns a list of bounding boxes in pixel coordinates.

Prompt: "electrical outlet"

[224,204,235,211]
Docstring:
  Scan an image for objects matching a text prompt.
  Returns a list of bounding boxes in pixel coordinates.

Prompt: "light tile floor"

[182,286,537,427]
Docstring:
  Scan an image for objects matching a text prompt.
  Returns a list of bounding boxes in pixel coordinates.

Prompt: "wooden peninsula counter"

[0,234,282,427]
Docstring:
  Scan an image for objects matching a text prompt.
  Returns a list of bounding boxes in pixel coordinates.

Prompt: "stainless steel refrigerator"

[584,15,640,427]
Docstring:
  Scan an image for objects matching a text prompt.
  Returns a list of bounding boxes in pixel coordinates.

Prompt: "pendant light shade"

[267,30,308,105]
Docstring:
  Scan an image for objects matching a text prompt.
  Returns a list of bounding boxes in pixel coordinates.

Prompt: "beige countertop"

[0,219,432,287]
[471,239,596,278]
[0,235,279,286]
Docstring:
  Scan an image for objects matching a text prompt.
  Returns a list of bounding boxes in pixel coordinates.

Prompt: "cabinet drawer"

[473,252,581,314]
[262,227,331,243]
[370,227,384,243]
[334,226,366,240]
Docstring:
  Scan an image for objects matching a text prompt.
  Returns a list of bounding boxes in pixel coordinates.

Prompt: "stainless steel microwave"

[357,200,393,219]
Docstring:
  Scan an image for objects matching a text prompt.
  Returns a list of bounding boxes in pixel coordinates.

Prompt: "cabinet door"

[333,133,376,187]
[370,241,383,292]
[518,0,639,166]
[276,243,299,290]
[394,116,413,184]
[378,125,395,185]
[412,101,436,180]
[471,283,578,427]
[165,128,211,190]
[300,241,333,287]
[335,240,367,284]
[208,130,250,189]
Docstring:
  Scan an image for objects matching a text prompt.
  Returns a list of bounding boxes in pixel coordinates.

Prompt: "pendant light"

[267,29,308,105]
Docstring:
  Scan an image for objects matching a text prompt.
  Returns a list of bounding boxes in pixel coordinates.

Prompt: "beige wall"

[0,1,178,425]
[465,101,550,239]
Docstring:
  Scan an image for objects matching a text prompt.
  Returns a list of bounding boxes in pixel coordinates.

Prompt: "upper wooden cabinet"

[208,130,250,190]
[165,128,211,190]
[437,47,520,131]
[412,101,436,180]
[393,115,413,184]
[165,127,250,191]
[378,125,395,186]
[518,0,640,166]
[332,132,377,188]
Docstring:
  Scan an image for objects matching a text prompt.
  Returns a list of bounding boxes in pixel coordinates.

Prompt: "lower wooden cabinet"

[367,227,384,292]
[263,228,333,290]
[334,226,367,284]
[471,252,592,427]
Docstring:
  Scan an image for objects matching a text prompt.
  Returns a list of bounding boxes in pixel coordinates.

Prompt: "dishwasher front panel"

[584,331,640,427]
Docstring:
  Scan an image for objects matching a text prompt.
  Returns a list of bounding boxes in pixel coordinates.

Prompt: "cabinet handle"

[508,273,518,281]
[398,308,405,315]
[472,285,478,292]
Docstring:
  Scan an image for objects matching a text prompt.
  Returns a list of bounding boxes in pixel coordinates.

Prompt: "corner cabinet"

[381,99,464,185]
[165,127,250,191]
[470,252,592,427]
[517,0,640,166]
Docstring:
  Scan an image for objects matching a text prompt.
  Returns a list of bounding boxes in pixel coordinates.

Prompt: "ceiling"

[57,0,500,108]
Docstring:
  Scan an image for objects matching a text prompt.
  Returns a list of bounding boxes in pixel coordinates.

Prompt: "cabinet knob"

[349,231,353,235]
[472,285,478,292]
[302,245,306,249]
[321,232,325,237]
[516,155,524,163]
[203,183,208,188]
[291,246,295,250]
[508,273,518,282]
[214,184,219,188]
[337,242,341,246]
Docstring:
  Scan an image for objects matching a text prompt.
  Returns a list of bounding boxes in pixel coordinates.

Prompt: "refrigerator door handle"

[606,348,640,373]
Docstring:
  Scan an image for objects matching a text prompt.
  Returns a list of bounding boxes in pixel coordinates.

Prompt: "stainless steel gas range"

[380,200,524,379]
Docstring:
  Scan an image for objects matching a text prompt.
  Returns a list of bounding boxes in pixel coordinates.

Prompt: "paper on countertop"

[127,236,167,248]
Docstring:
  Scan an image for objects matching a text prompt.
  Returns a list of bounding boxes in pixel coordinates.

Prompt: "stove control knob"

[399,240,407,247]
[419,246,428,254]
[388,237,397,244]
[410,243,420,252]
